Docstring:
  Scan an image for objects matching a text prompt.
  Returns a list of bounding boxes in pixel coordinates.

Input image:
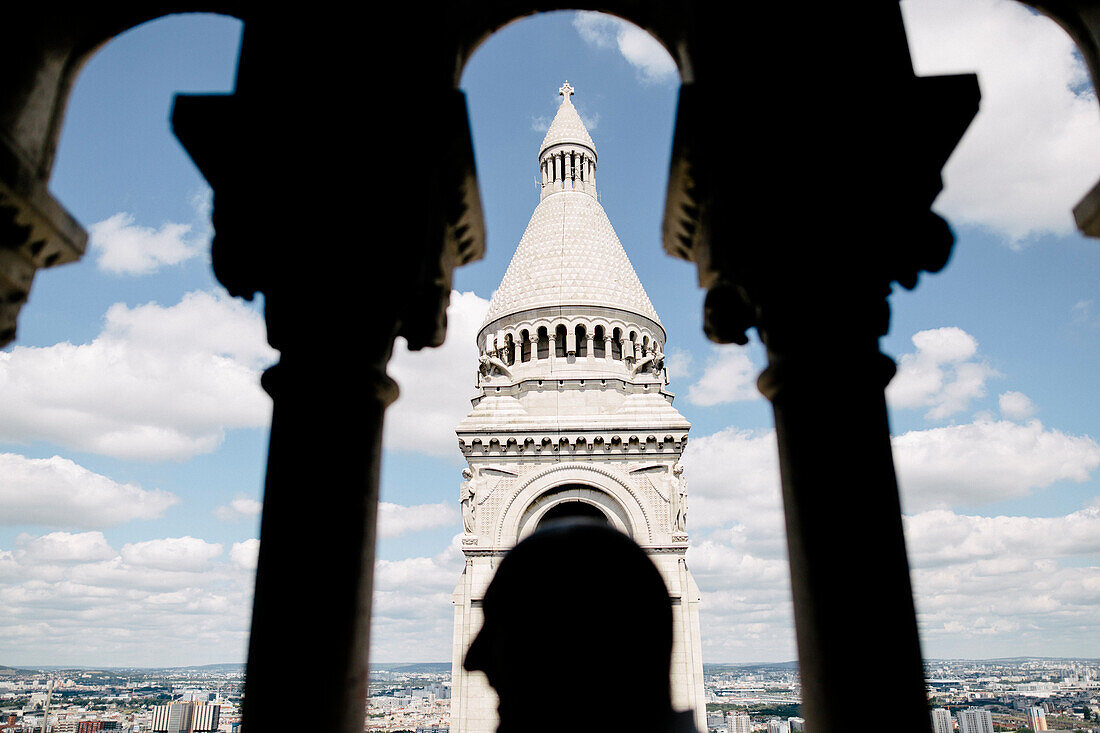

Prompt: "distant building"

[958,707,995,733]
[151,701,220,733]
[767,718,786,733]
[1027,706,1048,731]
[728,713,752,733]
[788,716,805,733]
[76,717,108,730]
[932,707,953,733]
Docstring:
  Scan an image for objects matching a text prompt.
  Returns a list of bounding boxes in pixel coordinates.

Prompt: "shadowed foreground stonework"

[8,3,1100,731]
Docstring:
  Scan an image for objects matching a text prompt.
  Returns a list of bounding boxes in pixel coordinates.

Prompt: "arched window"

[537,326,549,359]
[521,329,531,362]
[555,324,567,357]
[576,324,587,357]
[612,328,622,360]
[504,333,515,365]
[593,325,606,358]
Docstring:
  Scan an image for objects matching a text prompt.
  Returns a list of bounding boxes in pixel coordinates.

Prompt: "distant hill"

[371,663,451,674]
[178,664,246,673]
[704,662,799,672]
[2,663,244,673]
[924,656,1100,663]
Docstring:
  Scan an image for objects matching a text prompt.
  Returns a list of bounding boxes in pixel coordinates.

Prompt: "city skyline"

[1,0,1099,667]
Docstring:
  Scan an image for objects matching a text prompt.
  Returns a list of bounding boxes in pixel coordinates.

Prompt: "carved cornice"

[473,374,672,401]
[458,431,688,456]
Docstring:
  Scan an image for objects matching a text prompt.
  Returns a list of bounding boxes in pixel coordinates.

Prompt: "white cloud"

[998,390,1037,420]
[904,504,1100,657]
[0,530,255,666]
[369,539,464,661]
[1072,299,1094,324]
[677,427,797,660]
[89,194,211,275]
[687,539,797,662]
[685,346,760,407]
[887,327,997,419]
[120,537,223,572]
[214,496,262,522]
[894,418,1100,511]
[0,290,277,461]
[379,502,457,539]
[0,453,178,528]
[682,428,784,546]
[15,531,116,565]
[664,348,693,381]
[680,421,1100,659]
[572,12,677,85]
[901,0,1100,242]
[229,539,259,571]
[906,504,1100,568]
[385,291,488,457]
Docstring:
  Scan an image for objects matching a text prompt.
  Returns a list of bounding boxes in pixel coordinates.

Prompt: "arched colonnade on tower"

[3,3,1100,732]
[481,315,662,364]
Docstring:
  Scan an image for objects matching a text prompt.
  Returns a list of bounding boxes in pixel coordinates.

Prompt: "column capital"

[662,9,979,358]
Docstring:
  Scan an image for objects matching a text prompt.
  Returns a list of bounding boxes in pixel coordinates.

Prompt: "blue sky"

[2,0,1100,667]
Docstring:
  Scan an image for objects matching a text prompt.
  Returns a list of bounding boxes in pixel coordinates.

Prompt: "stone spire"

[482,82,660,333]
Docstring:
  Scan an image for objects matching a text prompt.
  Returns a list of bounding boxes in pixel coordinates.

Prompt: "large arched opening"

[536,495,612,529]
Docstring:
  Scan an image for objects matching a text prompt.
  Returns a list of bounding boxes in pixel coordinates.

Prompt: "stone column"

[244,344,396,731]
[172,35,486,729]
[603,336,611,359]
[660,6,979,733]
[587,333,595,362]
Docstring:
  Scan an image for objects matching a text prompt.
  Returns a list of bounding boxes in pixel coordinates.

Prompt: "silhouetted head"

[464,519,675,732]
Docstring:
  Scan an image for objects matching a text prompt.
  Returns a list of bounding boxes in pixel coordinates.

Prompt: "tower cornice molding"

[457,430,689,457]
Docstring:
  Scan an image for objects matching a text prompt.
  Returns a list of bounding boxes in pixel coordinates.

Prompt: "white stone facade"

[450,83,706,733]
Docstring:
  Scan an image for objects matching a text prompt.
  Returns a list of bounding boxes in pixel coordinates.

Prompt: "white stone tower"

[450,82,706,733]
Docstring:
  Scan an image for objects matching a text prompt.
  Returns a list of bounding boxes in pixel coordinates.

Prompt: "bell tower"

[450,83,706,733]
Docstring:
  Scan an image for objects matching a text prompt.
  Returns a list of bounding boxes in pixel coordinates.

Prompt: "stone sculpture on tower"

[450,83,706,733]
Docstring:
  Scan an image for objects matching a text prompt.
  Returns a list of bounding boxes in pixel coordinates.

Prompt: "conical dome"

[481,82,660,331]
[481,192,660,327]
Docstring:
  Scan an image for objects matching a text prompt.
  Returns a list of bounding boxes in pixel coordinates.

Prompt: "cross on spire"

[559,81,574,100]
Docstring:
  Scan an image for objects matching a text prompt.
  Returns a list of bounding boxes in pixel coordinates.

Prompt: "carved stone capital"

[0,160,86,346]
[663,11,979,356]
